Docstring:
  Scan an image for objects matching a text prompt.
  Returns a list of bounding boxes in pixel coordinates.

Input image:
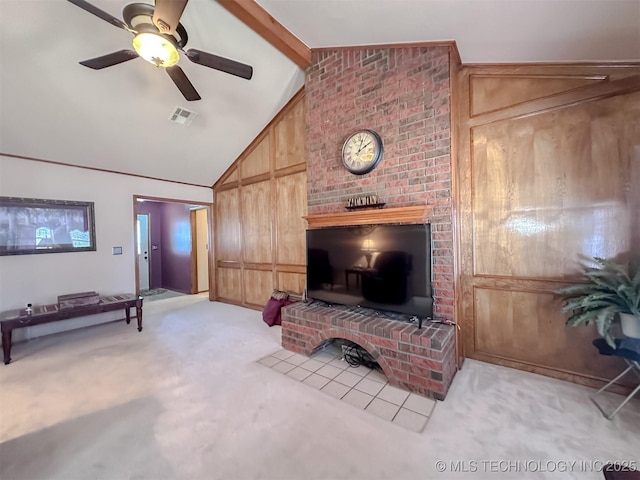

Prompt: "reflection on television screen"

[306,224,433,318]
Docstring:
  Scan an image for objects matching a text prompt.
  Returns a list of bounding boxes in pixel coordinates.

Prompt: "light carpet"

[0,294,638,480]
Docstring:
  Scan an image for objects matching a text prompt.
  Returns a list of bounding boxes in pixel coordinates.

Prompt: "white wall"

[0,155,213,340]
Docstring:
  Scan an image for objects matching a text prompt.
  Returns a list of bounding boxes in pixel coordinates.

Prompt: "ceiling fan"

[67,0,253,101]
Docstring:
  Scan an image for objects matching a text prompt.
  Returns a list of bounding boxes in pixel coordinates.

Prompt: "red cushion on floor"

[262,298,286,326]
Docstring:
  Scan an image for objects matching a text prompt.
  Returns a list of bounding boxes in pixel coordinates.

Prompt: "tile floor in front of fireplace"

[258,345,436,433]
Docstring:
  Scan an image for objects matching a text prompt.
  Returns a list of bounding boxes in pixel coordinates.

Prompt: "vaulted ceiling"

[0,0,638,187]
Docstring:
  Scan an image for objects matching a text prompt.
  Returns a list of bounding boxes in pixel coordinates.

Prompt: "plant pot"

[620,313,640,339]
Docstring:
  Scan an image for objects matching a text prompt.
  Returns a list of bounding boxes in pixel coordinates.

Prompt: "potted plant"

[556,256,640,347]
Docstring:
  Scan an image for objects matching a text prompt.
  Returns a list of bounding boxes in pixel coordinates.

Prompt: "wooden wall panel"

[457,64,640,391]
[215,189,241,261]
[278,271,306,295]
[241,180,273,264]
[213,90,306,310]
[473,288,632,386]
[217,267,242,302]
[472,92,637,278]
[240,135,270,179]
[276,172,307,265]
[470,75,605,116]
[630,114,640,249]
[244,269,273,306]
[275,98,305,170]
[222,168,238,185]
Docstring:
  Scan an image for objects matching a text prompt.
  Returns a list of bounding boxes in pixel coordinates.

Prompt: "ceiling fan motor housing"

[123,3,188,47]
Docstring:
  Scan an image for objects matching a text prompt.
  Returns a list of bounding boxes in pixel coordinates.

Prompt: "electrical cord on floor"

[342,344,382,371]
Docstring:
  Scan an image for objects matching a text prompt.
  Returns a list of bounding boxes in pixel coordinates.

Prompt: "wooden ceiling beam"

[217,0,311,69]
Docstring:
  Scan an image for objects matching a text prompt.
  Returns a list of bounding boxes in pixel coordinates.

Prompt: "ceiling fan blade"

[153,0,189,35]
[185,49,253,80]
[166,66,201,101]
[67,0,129,30]
[79,50,138,70]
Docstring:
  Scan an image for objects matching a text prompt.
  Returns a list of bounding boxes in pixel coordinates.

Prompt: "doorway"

[134,196,213,299]
[191,208,210,293]
[137,213,150,291]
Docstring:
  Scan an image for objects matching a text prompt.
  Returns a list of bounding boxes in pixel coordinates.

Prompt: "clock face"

[342,129,383,175]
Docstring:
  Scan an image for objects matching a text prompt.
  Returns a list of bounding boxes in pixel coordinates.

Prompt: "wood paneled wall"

[214,90,307,310]
[456,64,640,390]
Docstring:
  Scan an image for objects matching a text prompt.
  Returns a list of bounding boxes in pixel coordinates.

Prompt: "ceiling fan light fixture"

[68,0,253,101]
[132,32,179,67]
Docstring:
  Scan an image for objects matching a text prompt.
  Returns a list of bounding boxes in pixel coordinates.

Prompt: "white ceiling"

[1,0,638,187]
[257,0,640,64]
[0,0,304,187]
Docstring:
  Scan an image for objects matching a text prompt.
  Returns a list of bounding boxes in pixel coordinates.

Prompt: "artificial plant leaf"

[630,256,640,294]
[616,285,638,310]
[556,284,601,297]
[565,308,609,327]
[558,255,640,346]
[561,291,621,309]
[595,257,632,280]
[586,271,623,291]
[594,307,616,348]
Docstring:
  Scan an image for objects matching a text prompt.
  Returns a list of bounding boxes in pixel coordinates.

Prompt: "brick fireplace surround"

[281,302,456,400]
[281,45,458,400]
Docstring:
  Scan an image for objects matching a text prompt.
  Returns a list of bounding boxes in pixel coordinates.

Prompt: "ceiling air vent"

[169,106,197,126]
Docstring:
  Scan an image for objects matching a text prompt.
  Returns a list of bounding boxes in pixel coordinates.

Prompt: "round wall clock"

[341,129,383,175]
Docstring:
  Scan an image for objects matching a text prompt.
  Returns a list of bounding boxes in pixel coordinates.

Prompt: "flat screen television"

[306,223,433,319]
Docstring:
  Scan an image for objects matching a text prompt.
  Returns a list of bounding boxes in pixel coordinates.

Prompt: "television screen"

[306,223,433,319]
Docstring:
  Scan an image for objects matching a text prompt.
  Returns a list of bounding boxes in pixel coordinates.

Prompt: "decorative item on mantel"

[346,194,386,210]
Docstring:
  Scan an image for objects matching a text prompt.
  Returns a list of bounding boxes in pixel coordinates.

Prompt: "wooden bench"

[0,294,143,364]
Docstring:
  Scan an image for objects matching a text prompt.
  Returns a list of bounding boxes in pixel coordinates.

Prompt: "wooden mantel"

[304,205,431,229]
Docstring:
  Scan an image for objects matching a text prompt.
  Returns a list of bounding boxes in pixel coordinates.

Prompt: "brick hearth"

[281,302,456,400]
